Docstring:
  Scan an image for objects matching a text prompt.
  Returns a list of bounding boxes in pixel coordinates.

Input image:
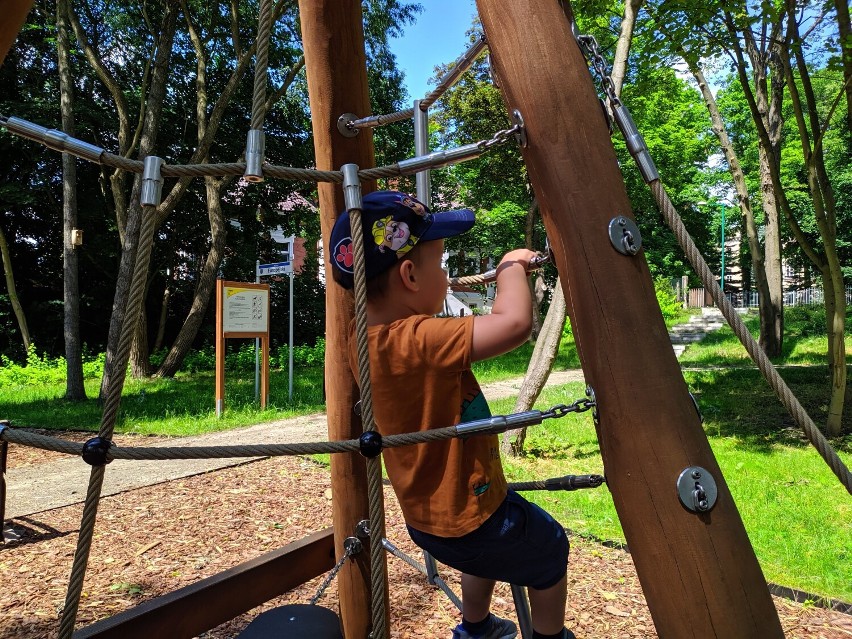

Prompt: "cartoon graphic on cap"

[400,196,428,217]
[334,239,354,271]
[372,216,418,255]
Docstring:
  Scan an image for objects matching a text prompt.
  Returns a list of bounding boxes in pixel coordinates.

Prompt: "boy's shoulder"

[369,314,474,369]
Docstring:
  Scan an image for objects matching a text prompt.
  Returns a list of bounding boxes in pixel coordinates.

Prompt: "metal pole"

[255,260,260,403]
[414,99,431,206]
[289,269,294,402]
[720,205,726,292]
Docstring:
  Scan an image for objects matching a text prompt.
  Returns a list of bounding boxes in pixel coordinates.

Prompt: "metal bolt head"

[618,216,627,226]
[692,470,701,479]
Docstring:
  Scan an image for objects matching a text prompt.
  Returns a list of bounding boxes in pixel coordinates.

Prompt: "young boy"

[330,191,574,639]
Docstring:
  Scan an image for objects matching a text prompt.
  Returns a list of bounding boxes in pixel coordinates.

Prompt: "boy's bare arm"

[471,249,537,362]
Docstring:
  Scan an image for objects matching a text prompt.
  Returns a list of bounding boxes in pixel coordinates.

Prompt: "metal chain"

[309,537,362,605]
[477,121,524,151]
[576,34,621,107]
[541,398,596,420]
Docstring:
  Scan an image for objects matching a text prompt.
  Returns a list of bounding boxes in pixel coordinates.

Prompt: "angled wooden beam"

[476,0,784,636]
[74,528,335,639]
[0,1,33,67]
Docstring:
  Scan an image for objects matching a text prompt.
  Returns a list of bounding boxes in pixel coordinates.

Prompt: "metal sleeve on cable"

[4,116,104,162]
[612,103,659,183]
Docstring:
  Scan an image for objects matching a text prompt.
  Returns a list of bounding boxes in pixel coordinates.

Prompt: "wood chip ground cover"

[2,441,850,638]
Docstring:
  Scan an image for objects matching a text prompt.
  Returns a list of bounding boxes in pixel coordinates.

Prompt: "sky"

[387,0,479,102]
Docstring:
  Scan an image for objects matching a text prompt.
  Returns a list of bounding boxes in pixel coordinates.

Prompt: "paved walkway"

[3,311,726,526]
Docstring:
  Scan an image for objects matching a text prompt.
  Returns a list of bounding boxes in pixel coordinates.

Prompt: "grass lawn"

[492,378,852,604]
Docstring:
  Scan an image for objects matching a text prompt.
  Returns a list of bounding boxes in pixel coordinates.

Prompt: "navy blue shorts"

[407,490,569,590]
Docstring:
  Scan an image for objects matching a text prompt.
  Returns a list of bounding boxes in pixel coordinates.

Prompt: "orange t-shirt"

[348,315,508,537]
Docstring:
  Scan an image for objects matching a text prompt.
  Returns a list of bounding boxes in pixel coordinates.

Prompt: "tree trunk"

[784,3,846,433]
[525,196,542,339]
[156,177,227,378]
[687,60,781,356]
[834,0,852,135]
[57,0,86,400]
[747,17,786,358]
[501,277,567,456]
[99,4,178,400]
[759,144,784,356]
[147,2,300,377]
[0,222,30,353]
[130,310,150,378]
[610,0,644,97]
[152,275,171,354]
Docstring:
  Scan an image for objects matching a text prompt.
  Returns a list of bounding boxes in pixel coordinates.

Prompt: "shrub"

[654,276,681,323]
[785,304,852,338]
[0,343,104,386]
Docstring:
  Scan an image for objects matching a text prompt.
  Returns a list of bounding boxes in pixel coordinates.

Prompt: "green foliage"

[784,305,852,339]
[678,306,852,368]
[654,276,682,323]
[0,343,104,387]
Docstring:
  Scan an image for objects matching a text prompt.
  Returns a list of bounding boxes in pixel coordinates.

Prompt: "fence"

[685,286,852,309]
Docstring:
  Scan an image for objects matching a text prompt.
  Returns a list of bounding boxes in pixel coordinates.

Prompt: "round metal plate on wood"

[608,216,642,256]
[677,466,718,513]
[337,113,360,138]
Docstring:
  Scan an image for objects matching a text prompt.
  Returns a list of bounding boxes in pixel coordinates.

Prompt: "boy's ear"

[397,258,419,292]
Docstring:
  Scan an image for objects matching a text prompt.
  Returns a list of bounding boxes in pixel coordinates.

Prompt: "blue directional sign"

[259,261,292,276]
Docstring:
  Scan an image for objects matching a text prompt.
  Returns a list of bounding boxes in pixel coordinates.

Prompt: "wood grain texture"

[476,1,784,636]
[297,2,384,637]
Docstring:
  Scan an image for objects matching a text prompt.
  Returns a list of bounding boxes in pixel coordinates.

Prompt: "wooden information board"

[216,280,270,416]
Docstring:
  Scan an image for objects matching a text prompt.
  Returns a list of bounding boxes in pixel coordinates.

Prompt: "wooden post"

[476,1,784,636]
[0,1,33,67]
[215,281,225,417]
[1,435,7,545]
[297,2,385,638]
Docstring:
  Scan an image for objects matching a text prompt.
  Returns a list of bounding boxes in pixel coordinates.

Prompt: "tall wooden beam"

[476,1,784,636]
[0,1,33,67]
[296,2,385,637]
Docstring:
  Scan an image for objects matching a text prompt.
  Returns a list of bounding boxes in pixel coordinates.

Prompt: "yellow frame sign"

[215,280,270,416]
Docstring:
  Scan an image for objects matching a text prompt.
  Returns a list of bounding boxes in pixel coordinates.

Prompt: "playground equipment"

[0,0,849,637]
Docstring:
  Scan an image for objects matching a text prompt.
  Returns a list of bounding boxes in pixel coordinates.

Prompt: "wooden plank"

[74,528,335,639]
[0,1,33,67]
[476,1,784,636]
[296,2,385,637]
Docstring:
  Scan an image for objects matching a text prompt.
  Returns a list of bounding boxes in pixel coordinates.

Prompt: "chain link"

[542,397,597,420]
[477,122,523,151]
[310,537,361,605]
[576,34,621,107]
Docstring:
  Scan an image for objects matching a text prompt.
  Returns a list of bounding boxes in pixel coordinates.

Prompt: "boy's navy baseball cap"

[329,190,474,289]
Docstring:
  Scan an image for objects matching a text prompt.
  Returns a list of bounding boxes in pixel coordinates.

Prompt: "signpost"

[259,261,292,276]
[215,280,270,417]
[256,235,306,401]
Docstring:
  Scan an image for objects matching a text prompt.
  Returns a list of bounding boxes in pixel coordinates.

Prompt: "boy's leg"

[460,573,496,622]
[527,573,567,635]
